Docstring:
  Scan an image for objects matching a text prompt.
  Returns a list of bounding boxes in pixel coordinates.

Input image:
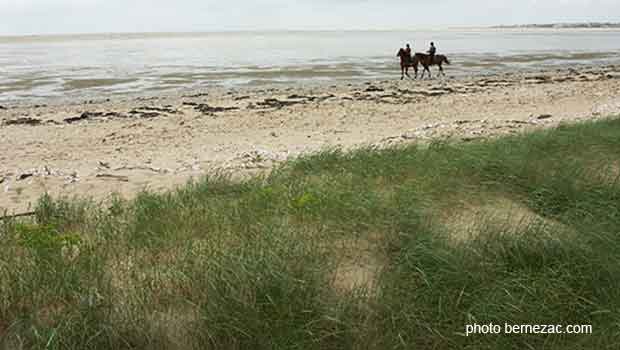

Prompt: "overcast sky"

[1,0,619,35]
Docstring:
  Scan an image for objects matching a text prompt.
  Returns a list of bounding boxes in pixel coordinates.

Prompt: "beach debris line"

[194,103,240,115]
[252,98,303,109]
[247,94,336,110]
[96,174,130,182]
[131,105,181,114]
[113,165,171,174]
[128,106,182,118]
[127,110,160,119]
[3,117,42,126]
[365,85,385,92]
[64,106,181,124]
[17,172,34,181]
[287,94,335,102]
[64,111,126,124]
[183,92,209,98]
[414,88,453,97]
[536,114,553,120]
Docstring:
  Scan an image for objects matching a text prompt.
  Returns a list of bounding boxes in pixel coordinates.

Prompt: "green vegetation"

[2,118,620,349]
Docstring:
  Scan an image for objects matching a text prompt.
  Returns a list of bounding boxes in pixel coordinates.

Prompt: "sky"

[0,0,619,35]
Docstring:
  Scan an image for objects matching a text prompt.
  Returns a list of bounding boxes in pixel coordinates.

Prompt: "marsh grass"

[2,118,620,349]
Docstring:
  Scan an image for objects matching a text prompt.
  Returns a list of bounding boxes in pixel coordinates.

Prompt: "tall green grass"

[1,118,620,349]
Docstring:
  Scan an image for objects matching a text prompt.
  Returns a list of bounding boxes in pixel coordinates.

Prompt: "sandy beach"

[2,64,620,214]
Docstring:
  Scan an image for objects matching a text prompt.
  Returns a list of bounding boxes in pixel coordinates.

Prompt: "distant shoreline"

[490,22,620,29]
[2,25,620,40]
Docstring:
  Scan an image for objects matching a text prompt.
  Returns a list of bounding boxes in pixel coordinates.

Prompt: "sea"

[1,29,619,102]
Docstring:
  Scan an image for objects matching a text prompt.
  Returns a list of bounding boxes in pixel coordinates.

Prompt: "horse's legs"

[438,63,445,77]
[405,66,412,79]
[400,66,404,80]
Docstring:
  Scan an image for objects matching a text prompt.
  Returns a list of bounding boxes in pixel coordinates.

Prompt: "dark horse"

[412,53,451,79]
[397,48,414,80]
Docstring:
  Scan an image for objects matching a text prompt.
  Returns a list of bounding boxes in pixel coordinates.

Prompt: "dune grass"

[1,118,620,349]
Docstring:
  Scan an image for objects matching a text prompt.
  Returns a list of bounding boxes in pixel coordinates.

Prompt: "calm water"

[1,30,619,102]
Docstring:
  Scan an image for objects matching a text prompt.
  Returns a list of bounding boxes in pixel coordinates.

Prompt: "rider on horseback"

[428,42,436,63]
[397,43,414,79]
[397,42,448,80]
[405,43,412,64]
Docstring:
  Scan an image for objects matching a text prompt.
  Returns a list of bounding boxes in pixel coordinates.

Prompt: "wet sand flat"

[2,65,620,214]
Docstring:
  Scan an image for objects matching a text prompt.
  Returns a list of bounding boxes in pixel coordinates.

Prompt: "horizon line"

[1,22,619,38]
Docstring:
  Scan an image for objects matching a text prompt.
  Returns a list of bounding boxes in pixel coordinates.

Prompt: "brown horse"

[412,53,450,79]
[397,48,414,80]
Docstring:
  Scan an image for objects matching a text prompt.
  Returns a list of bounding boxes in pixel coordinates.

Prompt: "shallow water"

[1,30,619,102]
